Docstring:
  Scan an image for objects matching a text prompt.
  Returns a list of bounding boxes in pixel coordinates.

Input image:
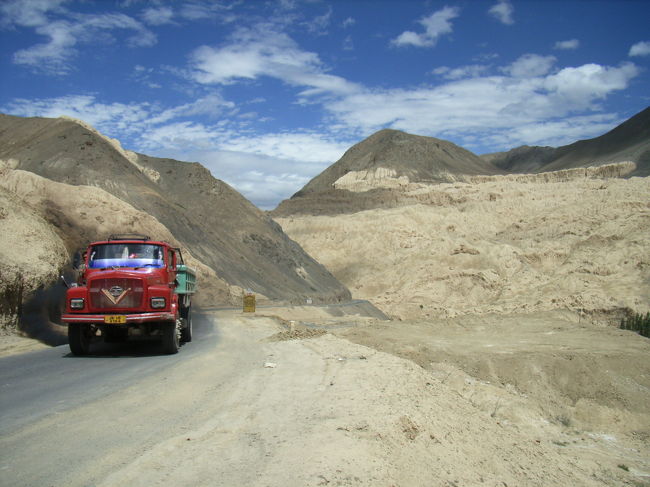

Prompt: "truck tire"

[68,323,92,356]
[180,307,192,343]
[161,321,179,354]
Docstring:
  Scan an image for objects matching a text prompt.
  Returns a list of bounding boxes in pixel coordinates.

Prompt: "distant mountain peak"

[295,128,502,197]
[481,106,650,175]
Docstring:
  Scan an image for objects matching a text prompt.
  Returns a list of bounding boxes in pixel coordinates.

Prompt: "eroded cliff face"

[276,163,650,321]
[0,181,68,335]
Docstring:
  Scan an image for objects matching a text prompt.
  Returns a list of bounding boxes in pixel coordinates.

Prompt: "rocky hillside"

[298,129,502,194]
[0,166,236,342]
[273,129,503,216]
[482,106,650,175]
[0,113,351,338]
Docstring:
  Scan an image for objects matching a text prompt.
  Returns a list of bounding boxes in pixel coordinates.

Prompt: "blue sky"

[1,0,649,209]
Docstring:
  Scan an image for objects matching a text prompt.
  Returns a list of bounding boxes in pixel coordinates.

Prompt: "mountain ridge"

[273,128,504,216]
[273,106,649,216]
[0,113,350,304]
[481,106,650,175]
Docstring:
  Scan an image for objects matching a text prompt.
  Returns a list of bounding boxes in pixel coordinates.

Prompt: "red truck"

[61,235,196,355]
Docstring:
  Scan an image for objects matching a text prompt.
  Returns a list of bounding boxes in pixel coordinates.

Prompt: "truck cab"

[62,235,196,355]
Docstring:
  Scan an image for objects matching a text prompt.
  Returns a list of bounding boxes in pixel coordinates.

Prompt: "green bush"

[620,312,650,338]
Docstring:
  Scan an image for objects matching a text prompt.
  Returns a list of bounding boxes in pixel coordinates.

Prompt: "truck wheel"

[68,323,92,356]
[180,307,192,343]
[161,321,179,354]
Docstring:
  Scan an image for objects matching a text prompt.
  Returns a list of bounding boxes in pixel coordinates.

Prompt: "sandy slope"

[275,169,650,321]
[0,181,67,333]
[0,166,246,344]
[0,167,237,303]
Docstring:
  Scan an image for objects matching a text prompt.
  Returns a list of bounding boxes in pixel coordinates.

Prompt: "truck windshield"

[88,243,165,269]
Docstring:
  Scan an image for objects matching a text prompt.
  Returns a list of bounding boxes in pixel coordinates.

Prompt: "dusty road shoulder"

[97,310,637,487]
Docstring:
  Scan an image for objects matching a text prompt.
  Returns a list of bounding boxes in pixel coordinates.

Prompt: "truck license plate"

[104,315,126,324]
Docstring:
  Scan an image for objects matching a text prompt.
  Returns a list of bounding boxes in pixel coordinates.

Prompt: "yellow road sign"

[243,294,256,313]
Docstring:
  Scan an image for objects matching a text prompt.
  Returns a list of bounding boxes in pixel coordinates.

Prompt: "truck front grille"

[89,278,144,310]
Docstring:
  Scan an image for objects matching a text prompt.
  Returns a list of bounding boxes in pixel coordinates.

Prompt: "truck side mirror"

[60,275,77,288]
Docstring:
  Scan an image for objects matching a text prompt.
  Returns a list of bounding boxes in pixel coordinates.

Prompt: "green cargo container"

[175,264,197,295]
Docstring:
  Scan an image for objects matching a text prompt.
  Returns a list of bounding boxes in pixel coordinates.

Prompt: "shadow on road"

[61,305,212,358]
[61,339,191,358]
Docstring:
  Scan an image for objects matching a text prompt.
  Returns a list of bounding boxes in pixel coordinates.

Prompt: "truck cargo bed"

[175,264,197,295]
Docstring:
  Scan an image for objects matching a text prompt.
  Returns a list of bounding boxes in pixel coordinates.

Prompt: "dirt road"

[1,309,648,486]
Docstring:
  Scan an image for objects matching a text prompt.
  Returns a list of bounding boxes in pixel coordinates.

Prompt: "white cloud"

[4,2,157,74]
[189,26,360,95]
[324,61,639,149]
[131,65,162,89]
[179,2,231,21]
[554,39,580,50]
[1,92,349,171]
[543,62,639,109]
[503,54,556,78]
[490,114,619,148]
[139,121,228,151]
[391,6,460,48]
[148,94,236,125]
[2,95,152,133]
[78,13,157,47]
[342,17,355,28]
[629,41,650,57]
[13,20,76,74]
[221,133,349,164]
[488,0,514,25]
[433,64,490,80]
[303,6,332,35]
[141,6,174,26]
[0,0,66,28]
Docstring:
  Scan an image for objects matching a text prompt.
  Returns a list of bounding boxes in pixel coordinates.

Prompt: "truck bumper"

[61,312,175,324]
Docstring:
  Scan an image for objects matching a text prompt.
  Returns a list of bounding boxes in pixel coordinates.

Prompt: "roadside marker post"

[243,290,255,313]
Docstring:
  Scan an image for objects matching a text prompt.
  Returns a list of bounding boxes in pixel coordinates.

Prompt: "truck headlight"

[151,297,166,309]
[70,298,84,309]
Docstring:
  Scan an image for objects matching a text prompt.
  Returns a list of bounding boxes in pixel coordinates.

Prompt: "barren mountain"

[273,129,503,216]
[482,106,650,175]
[0,113,350,305]
[480,145,557,172]
[275,107,649,217]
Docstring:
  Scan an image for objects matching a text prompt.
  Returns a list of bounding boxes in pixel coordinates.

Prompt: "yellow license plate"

[104,315,126,324]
